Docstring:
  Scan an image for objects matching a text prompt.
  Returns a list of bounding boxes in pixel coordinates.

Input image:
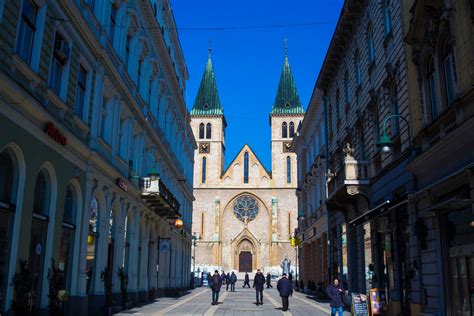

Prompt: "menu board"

[351,293,368,316]
[370,288,383,315]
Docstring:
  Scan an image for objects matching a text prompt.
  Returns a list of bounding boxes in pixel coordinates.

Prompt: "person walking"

[226,272,230,291]
[206,272,211,287]
[253,269,266,305]
[210,270,222,305]
[277,273,293,311]
[327,277,345,316]
[266,273,273,288]
[230,271,237,292]
[288,272,293,285]
[243,272,250,288]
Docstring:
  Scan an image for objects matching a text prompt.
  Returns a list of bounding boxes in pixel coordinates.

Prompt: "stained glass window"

[233,195,259,223]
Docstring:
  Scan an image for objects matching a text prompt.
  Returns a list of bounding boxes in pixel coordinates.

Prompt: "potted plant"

[11,260,34,315]
[47,259,66,316]
[117,267,129,310]
[101,266,114,316]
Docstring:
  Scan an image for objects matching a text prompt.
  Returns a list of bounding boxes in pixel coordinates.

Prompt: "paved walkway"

[116,285,351,316]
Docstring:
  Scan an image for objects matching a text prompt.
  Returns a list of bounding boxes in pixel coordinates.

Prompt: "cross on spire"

[208,39,212,58]
[284,38,288,56]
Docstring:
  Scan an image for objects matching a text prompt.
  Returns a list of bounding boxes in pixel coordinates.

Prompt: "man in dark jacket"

[326,277,345,316]
[277,273,293,311]
[226,272,230,291]
[253,269,266,305]
[230,271,237,292]
[210,270,222,305]
[243,272,250,288]
[266,273,273,288]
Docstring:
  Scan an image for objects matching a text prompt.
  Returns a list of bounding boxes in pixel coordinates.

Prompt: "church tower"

[270,53,305,188]
[190,53,226,187]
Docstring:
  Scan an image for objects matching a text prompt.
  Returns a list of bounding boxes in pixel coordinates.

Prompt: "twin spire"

[190,44,304,116]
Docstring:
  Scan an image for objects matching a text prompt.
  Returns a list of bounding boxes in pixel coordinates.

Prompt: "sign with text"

[351,293,368,316]
[45,122,67,146]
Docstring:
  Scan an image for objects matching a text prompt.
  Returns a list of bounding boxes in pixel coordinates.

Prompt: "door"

[239,251,252,272]
[449,256,473,316]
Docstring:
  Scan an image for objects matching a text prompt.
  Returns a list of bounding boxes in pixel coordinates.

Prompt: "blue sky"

[172,0,343,170]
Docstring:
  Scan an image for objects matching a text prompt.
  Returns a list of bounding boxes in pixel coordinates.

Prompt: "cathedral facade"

[190,53,304,274]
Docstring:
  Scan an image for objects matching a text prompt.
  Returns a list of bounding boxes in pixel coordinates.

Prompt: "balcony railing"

[140,176,180,217]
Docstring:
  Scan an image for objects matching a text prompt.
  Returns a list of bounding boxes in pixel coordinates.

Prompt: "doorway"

[239,251,252,272]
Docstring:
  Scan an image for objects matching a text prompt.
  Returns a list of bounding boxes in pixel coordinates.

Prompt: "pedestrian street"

[115,285,351,316]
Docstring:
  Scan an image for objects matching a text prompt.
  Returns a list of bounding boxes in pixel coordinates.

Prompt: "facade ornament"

[343,142,354,158]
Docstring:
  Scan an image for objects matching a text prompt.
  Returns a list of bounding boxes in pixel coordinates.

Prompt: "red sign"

[45,123,67,146]
[116,178,128,192]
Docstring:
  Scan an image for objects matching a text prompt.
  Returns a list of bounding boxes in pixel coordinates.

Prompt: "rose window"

[233,195,259,223]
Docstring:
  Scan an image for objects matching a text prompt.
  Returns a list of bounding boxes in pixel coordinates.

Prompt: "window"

[243,152,249,183]
[355,50,361,86]
[199,123,205,139]
[16,0,38,65]
[286,156,291,184]
[75,65,87,117]
[86,198,99,294]
[206,123,211,139]
[282,122,288,138]
[33,170,50,216]
[442,41,458,105]
[0,151,14,202]
[367,23,375,64]
[233,195,259,223]
[109,3,117,43]
[201,157,206,183]
[427,57,439,120]
[59,185,76,289]
[383,0,392,36]
[289,122,295,138]
[49,32,70,97]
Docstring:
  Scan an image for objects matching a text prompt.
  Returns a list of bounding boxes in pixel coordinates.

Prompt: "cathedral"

[190,52,304,274]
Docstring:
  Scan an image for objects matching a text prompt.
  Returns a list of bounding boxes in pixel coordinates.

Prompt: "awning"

[349,200,391,228]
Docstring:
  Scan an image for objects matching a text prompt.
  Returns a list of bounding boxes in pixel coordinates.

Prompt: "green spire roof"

[271,56,304,115]
[190,56,224,116]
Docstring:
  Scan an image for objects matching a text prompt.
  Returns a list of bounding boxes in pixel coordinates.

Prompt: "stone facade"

[190,54,303,274]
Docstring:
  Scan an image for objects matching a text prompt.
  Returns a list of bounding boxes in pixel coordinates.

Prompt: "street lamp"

[130,153,160,179]
[377,114,412,154]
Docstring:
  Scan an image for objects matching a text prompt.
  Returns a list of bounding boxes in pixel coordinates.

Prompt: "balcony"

[327,146,370,210]
[140,176,181,218]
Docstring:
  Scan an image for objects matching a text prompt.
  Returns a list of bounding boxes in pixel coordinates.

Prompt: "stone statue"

[281,258,291,275]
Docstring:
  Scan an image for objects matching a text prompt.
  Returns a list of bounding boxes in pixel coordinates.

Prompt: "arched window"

[367,23,375,64]
[201,157,206,183]
[383,0,392,36]
[355,49,361,86]
[33,170,50,215]
[442,40,457,105]
[282,122,288,138]
[199,123,205,139]
[289,122,295,138]
[427,57,439,120]
[243,152,249,184]
[106,209,116,283]
[59,185,76,289]
[206,123,211,139]
[86,197,99,294]
[286,156,291,184]
[0,150,14,201]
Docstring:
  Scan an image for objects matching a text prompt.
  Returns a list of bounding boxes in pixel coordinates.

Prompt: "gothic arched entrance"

[237,239,253,272]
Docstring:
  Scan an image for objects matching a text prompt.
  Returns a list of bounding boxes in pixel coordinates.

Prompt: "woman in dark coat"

[266,273,273,288]
[210,270,223,305]
[243,273,250,288]
[326,277,345,316]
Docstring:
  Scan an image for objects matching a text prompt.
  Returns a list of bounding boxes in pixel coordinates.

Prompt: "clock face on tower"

[283,141,292,153]
[199,142,210,153]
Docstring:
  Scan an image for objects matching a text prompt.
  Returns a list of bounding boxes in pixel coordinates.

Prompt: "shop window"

[86,197,99,294]
[59,185,76,290]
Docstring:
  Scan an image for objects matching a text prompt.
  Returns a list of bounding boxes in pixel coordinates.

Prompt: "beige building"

[190,53,304,273]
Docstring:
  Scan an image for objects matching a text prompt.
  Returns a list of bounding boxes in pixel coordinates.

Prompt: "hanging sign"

[351,293,368,316]
[159,239,170,253]
[45,122,67,146]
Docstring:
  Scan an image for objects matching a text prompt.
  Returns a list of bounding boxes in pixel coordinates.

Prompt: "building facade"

[403,0,474,315]
[0,0,195,315]
[291,89,330,289]
[191,53,303,274]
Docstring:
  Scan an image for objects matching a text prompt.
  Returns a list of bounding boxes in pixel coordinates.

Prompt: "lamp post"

[192,232,200,286]
[377,114,412,154]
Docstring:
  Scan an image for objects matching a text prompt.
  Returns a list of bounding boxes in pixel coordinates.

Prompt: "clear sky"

[172,0,344,171]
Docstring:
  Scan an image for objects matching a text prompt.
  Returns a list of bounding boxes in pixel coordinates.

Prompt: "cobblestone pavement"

[116,284,352,316]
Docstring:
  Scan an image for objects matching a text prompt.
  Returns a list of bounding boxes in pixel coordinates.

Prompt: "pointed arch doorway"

[235,238,254,272]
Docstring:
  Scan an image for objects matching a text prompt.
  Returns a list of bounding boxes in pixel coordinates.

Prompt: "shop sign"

[116,178,128,192]
[351,293,368,316]
[160,239,170,253]
[0,200,15,211]
[45,122,67,146]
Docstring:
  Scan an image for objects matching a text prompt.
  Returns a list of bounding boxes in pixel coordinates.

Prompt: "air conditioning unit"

[54,40,70,64]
